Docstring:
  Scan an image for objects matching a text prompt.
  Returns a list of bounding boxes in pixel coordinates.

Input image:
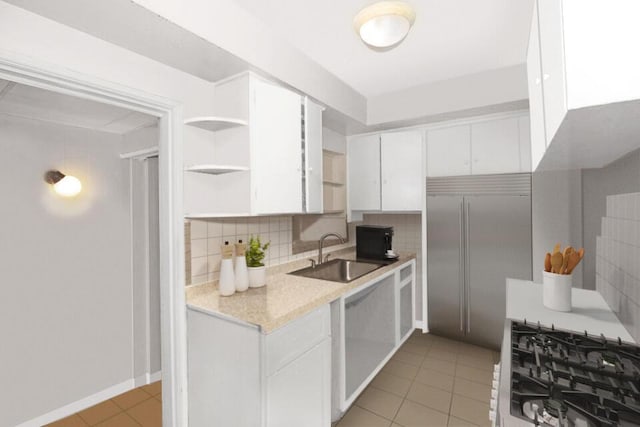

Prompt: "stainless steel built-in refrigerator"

[427,174,532,349]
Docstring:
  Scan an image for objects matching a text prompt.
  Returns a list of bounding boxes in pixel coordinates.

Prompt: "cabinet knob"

[535,77,541,85]
[308,167,313,172]
[543,73,550,81]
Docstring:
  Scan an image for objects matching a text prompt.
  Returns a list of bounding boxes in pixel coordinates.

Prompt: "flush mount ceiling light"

[45,170,82,197]
[354,1,416,50]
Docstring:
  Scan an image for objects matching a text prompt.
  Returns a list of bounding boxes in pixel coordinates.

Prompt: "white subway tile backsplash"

[597,192,640,342]
[222,220,236,237]
[191,220,208,239]
[191,238,207,258]
[207,237,222,255]
[207,255,221,273]
[192,256,208,277]
[186,215,328,285]
[207,220,223,237]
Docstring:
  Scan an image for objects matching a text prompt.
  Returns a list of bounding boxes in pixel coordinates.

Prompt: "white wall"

[0,1,215,118]
[367,64,528,125]
[532,170,583,287]
[128,0,367,123]
[323,127,346,154]
[0,114,133,426]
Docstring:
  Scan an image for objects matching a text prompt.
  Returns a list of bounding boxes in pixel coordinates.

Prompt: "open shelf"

[184,116,248,132]
[185,165,249,175]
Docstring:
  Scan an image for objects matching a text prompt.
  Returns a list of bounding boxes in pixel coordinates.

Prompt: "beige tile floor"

[336,331,499,427]
[45,381,162,427]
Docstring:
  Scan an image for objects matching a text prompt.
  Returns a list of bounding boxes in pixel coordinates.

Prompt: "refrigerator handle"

[459,200,464,333]
[465,200,471,334]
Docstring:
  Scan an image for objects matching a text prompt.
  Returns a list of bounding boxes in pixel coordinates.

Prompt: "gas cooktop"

[510,321,640,426]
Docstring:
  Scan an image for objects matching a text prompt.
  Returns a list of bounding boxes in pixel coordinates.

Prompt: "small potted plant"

[246,236,270,288]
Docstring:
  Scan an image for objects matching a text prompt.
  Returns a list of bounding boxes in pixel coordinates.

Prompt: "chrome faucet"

[317,233,345,265]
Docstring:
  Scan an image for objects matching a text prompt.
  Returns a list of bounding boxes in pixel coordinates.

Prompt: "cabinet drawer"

[266,304,330,376]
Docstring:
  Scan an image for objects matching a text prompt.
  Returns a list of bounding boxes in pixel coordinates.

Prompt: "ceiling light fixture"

[354,1,416,50]
[45,170,82,197]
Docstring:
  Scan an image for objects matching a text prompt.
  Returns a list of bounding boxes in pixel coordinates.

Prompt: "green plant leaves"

[245,235,270,267]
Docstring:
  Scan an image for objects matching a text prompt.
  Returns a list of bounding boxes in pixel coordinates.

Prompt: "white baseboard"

[18,371,162,427]
[16,379,134,427]
[414,320,429,332]
[149,370,162,383]
[134,370,162,387]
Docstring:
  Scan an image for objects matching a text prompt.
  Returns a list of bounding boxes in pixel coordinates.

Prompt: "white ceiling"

[231,0,534,97]
[0,79,157,134]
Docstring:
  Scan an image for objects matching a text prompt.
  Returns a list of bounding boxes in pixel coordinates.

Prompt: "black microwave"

[356,225,394,260]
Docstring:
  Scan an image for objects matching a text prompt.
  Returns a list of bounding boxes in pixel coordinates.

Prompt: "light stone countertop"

[186,248,416,333]
[506,278,634,342]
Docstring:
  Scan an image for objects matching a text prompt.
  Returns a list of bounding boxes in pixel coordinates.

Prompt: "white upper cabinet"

[304,97,324,214]
[426,114,529,177]
[348,134,380,211]
[537,0,568,144]
[381,131,423,211]
[526,3,547,171]
[348,131,423,214]
[183,72,324,217]
[427,125,471,177]
[471,117,521,175]
[251,78,303,215]
[526,0,640,170]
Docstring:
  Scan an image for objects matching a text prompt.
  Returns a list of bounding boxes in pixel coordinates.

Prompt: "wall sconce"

[45,170,82,197]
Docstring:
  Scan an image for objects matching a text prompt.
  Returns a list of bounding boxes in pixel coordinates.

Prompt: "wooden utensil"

[561,247,574,274]
[552,243,561,255]
[550,252,563,274]
[565,250,582,274]
[578,247,585,260]
[544,253,552,273]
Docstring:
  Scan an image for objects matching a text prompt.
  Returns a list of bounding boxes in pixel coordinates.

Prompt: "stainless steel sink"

[288,259,385,283]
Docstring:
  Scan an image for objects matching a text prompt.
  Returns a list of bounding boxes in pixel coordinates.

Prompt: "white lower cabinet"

[333,259,416,417]
[187,305,331,427]
[267,339,331,427]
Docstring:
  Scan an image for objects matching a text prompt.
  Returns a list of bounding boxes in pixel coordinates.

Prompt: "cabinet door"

[471,117,521,175]
[251,79,303,215]
[381,131,423,211]
[304,97,324,213]
[267,339,331,427]
[348,134,380,211]
[527,3,547,171]
[538,0,568,145]
[426,125,471,177]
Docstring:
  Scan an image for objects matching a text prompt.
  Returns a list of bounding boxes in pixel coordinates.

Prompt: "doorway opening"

[0,77,171,427]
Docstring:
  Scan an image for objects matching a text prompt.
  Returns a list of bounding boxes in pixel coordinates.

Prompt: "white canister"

[219,242,235,297]
[542,271,572,312]
[234,241,249,292]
